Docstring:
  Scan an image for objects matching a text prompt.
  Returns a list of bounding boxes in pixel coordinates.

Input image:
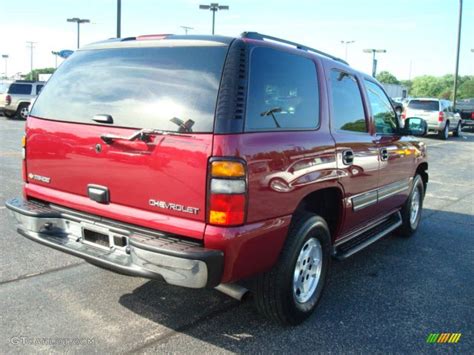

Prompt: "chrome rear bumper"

[5,198,223,288]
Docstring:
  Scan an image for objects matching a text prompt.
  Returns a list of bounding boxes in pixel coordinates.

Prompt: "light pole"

[180,26,194,35]
[363,48,387,77]
[341,40,355,61]
[452,0,463,110]
[199,3,229,35]
[51,51,60,68]
[1,54,8,79]
[67,17,90,48]
[26,42,36,80]
[117,0,121,38]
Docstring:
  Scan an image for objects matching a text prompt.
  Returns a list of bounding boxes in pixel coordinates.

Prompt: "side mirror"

[403,117,427,136]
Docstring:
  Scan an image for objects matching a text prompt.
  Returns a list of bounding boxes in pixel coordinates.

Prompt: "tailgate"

[406,108,437,123]
[26,117,212,225]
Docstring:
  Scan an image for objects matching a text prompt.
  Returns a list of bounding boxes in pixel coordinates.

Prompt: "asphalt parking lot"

[0,116,473,353]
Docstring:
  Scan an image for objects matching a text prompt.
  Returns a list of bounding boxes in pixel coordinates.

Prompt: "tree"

[400,79,413,93]
[24,67,55,81]
[410,76,444,98]
[376,71,400,84]
[457,79,474,99]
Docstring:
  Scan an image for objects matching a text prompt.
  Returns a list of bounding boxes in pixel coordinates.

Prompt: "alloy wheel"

[293,237,322,304]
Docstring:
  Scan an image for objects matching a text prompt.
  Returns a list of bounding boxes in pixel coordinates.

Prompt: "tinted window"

[31,45,228,132]
[36,85,44,95]
[329,70,367,132]
[365,80,399,134]
[408,100,439,111]
[245,47,319,131]
[8,84,32,95]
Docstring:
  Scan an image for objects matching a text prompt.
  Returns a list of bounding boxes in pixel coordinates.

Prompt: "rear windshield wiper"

[170,117,195,133]
[101,128,189,144]
[261,107,282,128]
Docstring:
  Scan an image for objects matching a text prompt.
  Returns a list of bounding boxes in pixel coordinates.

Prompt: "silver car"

[403,98,462,140]
[0,80,45,119]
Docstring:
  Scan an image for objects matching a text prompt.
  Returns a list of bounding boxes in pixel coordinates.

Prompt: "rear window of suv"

[408,100,439,111]
[8,83,32,95]
[30,44,228,132]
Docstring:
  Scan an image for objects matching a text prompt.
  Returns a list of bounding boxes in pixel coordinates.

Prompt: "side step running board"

[334,212,402,260]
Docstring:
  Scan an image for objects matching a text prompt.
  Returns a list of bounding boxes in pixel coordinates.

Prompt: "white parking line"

[425,142,449,147]
[429,180,471,188]
[425,193,459,201]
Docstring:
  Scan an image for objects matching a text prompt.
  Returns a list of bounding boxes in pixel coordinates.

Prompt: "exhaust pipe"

[215,283,249,301]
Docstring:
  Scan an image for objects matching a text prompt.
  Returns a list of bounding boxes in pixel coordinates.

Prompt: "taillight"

[438,112,444,122]
[21,135,27,182]
[208,159,247,226]
[471,112,474,120]
[5,94,11,105]
[401,109,406,120]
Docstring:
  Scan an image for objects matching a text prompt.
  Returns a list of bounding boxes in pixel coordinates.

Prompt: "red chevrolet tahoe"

[6,32,428,325]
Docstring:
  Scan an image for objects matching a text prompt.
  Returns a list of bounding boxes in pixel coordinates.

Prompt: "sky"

[0,0,473,80]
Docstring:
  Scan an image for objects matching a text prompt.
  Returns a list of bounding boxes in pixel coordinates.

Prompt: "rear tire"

[438,122,449,140]
[398,175,424,237]
[453,121,461,137]
[254,212,331,325]
[16,103,30,120]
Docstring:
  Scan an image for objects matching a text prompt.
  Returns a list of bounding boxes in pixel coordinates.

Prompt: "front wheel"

[398,174,424,237]
[254,212,331,325]
[3,111,15,119]
[453,121,462,137]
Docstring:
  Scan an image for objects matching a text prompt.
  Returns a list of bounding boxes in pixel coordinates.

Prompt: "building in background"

[382,83,408,99]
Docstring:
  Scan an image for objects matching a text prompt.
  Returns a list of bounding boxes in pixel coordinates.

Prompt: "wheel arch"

[415,162,428,193]
[292,186,344,243]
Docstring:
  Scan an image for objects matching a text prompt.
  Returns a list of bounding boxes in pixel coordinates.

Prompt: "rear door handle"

[342,150,354,165]
[380,148,389,161]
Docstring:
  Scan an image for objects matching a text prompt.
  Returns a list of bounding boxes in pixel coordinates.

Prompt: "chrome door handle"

[380,148,389,161]
[342,150,354,165]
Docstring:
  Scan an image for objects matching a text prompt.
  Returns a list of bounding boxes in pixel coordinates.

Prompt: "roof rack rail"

[241,31,349,65]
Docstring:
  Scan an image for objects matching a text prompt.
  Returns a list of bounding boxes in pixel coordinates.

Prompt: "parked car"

[0,80,45,119]
[390,98,403,115]
[5,32,428,325]
[456,98,474,130]
[402,98,462,139]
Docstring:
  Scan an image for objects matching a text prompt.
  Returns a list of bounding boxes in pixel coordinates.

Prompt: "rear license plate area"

[83,228,110,249]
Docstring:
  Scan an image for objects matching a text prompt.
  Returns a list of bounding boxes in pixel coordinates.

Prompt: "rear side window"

[31,45,228,132]
[36,85,44,95]
[408,100,439,111]
[8,84,32,95]
[329,70,367,133]
[245,47,319,131]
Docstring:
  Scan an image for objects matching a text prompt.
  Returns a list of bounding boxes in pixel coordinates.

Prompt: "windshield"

[30,45,228,132]
[408,100,439,111]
